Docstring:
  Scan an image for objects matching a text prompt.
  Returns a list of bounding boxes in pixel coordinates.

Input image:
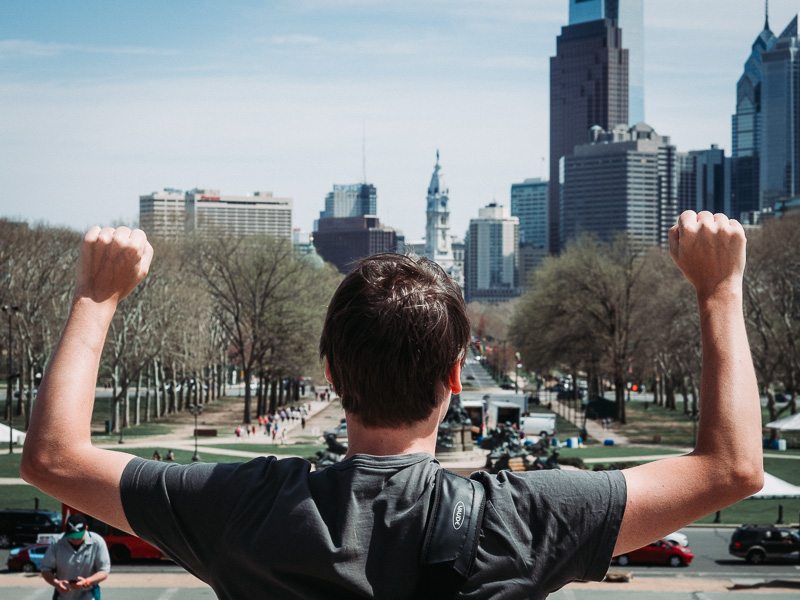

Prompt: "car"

[729,525,800,564]
[774,393,791,403]
[465,374,475,380]
[0,509,62,549]
[6,542,49,572]
[664,531,689,547]
[614,539,693,567]
[499,383,515,390]
[324,421,348,439]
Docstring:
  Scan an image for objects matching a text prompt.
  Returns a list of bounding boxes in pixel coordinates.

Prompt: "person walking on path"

[41,514,110,599]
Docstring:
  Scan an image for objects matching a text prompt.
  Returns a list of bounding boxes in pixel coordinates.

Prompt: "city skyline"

[1,1,797,242]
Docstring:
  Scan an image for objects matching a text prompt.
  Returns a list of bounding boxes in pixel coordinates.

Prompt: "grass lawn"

[205,443,326,458]
[0,485,61,512]
[620,402,696,446]
[555,446,684,461]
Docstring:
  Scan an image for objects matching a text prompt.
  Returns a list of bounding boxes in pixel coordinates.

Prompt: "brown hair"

[319,253,470,427]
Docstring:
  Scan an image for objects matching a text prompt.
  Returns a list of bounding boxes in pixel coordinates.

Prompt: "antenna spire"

[362,120,367,183]
[765,0,770,30]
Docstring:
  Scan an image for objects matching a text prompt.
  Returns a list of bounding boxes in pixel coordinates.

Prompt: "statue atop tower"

[424,151,462,285]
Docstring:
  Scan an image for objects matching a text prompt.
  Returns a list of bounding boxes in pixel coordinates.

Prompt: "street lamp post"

[3,305,19,455]
[189,403,203,462]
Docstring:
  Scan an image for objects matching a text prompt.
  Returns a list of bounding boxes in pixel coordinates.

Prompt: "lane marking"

[156,587,180,600]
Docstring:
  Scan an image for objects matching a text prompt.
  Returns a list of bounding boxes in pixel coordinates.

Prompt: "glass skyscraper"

[568,0,644,126]
[760,15,799,209]
[731,9,775,220]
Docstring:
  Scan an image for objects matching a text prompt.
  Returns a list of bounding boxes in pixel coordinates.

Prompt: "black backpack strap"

[416,469,486,599]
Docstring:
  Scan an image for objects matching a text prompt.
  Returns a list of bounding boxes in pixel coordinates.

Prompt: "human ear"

[448,362,462,394]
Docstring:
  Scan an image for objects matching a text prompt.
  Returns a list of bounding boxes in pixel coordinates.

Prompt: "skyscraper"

[465,204,520,304]
[511,178,548,287]
[568,0,644,125]
[760,15,800,209]
[319,183,377,220]
[561,123,677,247]
[731,5,775,221]
[689,146,731,216]
[312,216,401,274]
[549,14,629,253]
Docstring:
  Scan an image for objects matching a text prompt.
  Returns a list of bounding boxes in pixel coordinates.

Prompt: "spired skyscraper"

[731,4,775,221]
[760,14,800,210]
[549,1,642,253]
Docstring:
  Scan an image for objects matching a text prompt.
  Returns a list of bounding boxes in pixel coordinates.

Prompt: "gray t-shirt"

[121,454,625,599]
[41,531,111,600]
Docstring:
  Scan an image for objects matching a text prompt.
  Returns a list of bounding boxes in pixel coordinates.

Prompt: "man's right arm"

[614,211,764,555]
[20,227,153,534]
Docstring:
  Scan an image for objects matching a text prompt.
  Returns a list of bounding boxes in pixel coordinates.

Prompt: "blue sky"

[1,1,797,241]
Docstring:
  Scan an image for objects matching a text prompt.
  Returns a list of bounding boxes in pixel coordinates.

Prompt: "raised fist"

[668,211,746,299]
[74,226,154,305]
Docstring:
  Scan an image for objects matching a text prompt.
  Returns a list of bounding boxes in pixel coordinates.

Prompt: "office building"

[731,6,776,220]
[511,178,549,287]
[568,0,644,125]
[689,146,731,215]
[185,189,292,238]
[313,216,402,274]
[139,188,293,239]
[465,204,520,304]
[549,15,629,253]
[139,189,188,238]
[760,15,800,209]
[511,178,549,249]
[561,123,677,247]
[319,183,377,220]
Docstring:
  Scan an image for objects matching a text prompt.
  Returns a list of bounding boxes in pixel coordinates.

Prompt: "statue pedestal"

[436,424,472,454]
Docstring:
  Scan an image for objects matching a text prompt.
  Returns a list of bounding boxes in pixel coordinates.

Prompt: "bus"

[61,505,166,564]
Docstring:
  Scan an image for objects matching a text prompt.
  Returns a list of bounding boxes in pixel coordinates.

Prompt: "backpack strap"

[416,469,486,599]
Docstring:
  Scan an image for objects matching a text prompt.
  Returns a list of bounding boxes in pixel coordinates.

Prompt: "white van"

[519,413,557,437]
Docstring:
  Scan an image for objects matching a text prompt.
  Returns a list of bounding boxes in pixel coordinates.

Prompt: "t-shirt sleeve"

[461,469,627,599]
[119,457,261,583]
[94,535,111,573]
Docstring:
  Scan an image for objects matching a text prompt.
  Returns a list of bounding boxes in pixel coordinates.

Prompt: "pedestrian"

[40,514,110,599]
[152,450,161,461]
[301,416,306,430]
[166,450,175,461]
[271,426,277,442]
[23,216,766,599]
[280,427,287,444]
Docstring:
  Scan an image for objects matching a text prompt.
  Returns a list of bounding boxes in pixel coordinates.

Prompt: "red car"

[6,542,49,572]
[614,539,693,567]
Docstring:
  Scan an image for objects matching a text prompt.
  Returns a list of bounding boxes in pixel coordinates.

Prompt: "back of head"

[320,253,470,428]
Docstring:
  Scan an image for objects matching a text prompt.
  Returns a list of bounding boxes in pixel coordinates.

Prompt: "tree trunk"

[242,366,252,424]
[269,379,278,415]
[134,370,142,426]
[614,374,626,424]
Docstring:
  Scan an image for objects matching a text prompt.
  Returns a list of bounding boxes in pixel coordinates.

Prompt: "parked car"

[729,526,800,564]
[613,539,693,567]
[63,507,165,563]
[0,509,62,549]
[6,542,49,572]
[324,421,348,439]
[664,531,689,547]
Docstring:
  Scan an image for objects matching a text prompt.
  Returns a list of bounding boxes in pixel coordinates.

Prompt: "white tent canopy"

[749,472,800,500]
[766,412,800,431]
[0,422,25,445]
